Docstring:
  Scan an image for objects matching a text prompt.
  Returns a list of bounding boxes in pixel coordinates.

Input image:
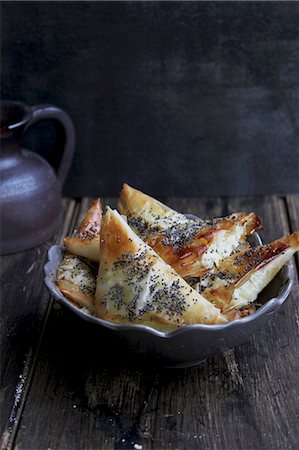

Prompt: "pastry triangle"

[118,184,261,279]
[193,232,299,313]
[95,208,227,328]
[56,253,97,314]
[64,199,102,261]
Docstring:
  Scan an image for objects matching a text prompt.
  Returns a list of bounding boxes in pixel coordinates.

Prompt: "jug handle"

[25,105,75,184]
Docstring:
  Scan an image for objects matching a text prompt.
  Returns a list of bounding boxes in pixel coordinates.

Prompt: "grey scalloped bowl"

[44,228,294,368]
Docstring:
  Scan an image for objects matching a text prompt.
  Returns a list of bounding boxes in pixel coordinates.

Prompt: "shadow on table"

[43,305,211,372]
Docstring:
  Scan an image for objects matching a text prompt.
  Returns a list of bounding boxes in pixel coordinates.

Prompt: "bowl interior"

[44,231,293,338]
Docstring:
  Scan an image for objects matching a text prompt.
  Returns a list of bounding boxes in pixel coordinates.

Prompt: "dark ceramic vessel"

[0,100,75,254]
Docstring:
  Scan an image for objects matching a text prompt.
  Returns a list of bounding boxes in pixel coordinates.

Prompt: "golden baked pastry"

[64,199,102,261]
[118,184,261,279]
[56,253,97,314]
[192,232,299,312]
[95,207,227,328]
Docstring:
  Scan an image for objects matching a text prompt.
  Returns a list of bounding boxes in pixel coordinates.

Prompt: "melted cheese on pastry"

[95,208,226,328]
[56,253,97,313]
[193,231,299,312]
[230,249,293,309]
[64,199,102,261]
[118,184,261,279]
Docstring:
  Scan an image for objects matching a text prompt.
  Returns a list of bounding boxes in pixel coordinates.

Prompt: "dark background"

[1,1,299,197]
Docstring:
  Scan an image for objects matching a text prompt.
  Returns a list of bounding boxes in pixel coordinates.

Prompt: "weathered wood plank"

[11,197,299,450]
[286,194,299,271]
[0,199,78,448]
[286,195,299,230]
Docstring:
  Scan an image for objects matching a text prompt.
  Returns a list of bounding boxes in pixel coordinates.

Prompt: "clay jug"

[0,100,75,254]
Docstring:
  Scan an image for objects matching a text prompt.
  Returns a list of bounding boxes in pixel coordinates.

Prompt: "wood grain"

[8,196,298,450]
[0,199,77,448]
[286,194,299,270]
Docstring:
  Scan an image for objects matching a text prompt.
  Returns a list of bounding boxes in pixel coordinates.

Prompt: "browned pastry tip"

[64,198,102,261]
[74,198,102,238]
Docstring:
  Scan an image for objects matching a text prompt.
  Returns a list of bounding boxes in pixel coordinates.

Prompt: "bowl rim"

[44,228,294,339]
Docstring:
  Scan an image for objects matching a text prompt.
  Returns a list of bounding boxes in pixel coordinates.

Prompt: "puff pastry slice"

[95,208,227,328]
[64,199,102,261]
[56,253,97,314]
[118,184,261,279]
[193,232,299,313]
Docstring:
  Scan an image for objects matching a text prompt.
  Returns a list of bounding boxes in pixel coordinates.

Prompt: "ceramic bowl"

[44,225,294,368]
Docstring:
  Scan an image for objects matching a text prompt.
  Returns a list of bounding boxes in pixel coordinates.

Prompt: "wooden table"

[1,196,298,450]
